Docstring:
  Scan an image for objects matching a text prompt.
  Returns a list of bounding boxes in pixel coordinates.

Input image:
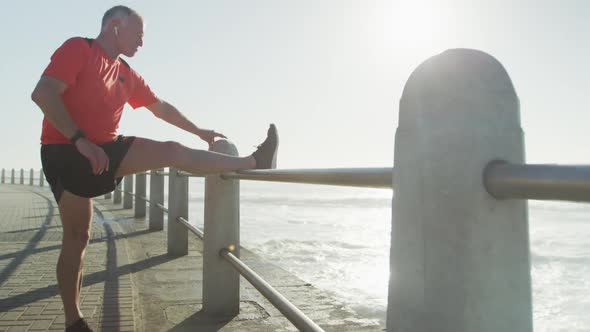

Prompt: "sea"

[171,178,589,331]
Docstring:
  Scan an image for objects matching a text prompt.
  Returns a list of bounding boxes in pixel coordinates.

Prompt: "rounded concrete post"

[149,169,165,231]
[29,169,34,186]
[11,169,15,184]
[20,169,24,184]
[1,169,4,183]
[39,169,44,187]
[388,49,531,332]
[203,139,240,317]
[135,173,147,218]
[123,175,134,209]
[113,182,122,204]
[168,168,188,256]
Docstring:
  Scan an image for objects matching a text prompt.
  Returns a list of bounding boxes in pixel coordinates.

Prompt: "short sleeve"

[128,70,159,109]
[42,37,90,86]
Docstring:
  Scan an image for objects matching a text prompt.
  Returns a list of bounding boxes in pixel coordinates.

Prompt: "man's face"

[117,14,144,57]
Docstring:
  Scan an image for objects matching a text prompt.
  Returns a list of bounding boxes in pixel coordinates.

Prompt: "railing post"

[168,168,188,255]
[11,169,15,184]
[203,140,240,317]
[1,169,4,183]
[20,169,24,184]
[135,173,147,217]
[149,169,164,230]
[113,182,122,204]
[388,49,531,332]
[123,175,134,209]
[39,169,44,187]
[29,169,34,186]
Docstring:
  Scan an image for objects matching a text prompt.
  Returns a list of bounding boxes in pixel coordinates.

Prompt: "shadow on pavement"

[169,310,235,332]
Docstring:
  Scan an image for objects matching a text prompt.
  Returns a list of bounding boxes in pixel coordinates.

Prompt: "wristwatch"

[69,129,86,144]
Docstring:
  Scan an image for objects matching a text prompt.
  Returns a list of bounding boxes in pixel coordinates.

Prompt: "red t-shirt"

[40,37,159,144]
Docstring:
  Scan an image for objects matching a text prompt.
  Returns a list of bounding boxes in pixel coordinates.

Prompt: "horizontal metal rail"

[220,249,325,332]
[484,162,590,202]
[177,170,200,177]
[156,203,169,213]
[218,168,393,188]
[155,171,169,176]
[177,217,204,239]
[174,168,393,188]
[111,189,150,203]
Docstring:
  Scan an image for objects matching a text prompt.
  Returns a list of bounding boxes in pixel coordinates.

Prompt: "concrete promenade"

[0,183,383,331]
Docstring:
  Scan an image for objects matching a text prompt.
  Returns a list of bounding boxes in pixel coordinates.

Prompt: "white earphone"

[114,26,119,36]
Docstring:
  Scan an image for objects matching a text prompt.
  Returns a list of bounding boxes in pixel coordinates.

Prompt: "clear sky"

[1,0,588,171]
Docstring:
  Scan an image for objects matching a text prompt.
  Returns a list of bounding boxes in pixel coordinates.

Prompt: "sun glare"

[378,1,453,58]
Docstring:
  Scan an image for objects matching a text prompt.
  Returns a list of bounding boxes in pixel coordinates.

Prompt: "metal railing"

[484,161,590,201]
[91,160,590,332]
[4,49,589,332]
[0,168,44,187]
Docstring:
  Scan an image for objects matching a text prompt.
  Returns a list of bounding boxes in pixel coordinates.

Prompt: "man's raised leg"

[57,191,93,328]
[115,138,253,178]
[116,124,279,178]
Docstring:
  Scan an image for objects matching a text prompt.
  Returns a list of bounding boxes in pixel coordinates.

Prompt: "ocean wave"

[244,196,391,208]
[255,239,372,252]
[529,200,590,213]
[531,252,590,265]
[185,194,391,209]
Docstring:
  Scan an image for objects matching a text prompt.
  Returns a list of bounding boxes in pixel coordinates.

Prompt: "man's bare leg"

[77,260,84,308]
[115,138,255,178]
[116,124,278,177]
[57,191,93,327]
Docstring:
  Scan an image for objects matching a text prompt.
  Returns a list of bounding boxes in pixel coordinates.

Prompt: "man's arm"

[146,100,226,145]
[31,76,79,139]
[31,76,110,175]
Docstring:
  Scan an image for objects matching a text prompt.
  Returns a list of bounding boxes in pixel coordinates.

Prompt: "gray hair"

[101,5,139,29]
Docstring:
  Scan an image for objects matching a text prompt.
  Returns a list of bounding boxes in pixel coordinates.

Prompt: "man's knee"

[164,141,184,156]
[63,227,91,248]
[163,141,188,163]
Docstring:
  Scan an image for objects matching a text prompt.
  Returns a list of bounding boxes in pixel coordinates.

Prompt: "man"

[31,5,278,332]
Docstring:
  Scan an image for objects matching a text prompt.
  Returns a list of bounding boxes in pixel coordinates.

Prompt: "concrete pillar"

[39,169,44,187]
[387,49,531,332]
[11,169,14,184]
[149,169,165,231]
[20,169,24,184]
[168,168,188,256]
[123,175,134,209]
[1,169,4,183]
[203,140,240,317]
[29,169,34,186]
[135,173,147,218]
[113,182,122,204]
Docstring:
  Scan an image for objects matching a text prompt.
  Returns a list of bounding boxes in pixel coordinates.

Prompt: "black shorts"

[40,135,135,203]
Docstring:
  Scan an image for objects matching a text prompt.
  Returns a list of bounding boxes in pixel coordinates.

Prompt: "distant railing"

[4,49,590,332]
[0,168,44,187]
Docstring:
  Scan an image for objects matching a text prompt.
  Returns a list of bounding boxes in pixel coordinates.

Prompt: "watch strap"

[69,129,86,144]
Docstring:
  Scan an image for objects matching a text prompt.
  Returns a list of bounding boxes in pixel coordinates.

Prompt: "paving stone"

[22,306,46,316]
[1,312,22,320]
[6,326,31,332]
[28,320,53,331]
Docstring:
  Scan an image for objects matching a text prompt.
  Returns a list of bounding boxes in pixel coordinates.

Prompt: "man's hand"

[197,128,227,148]
[75,138,110,175]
